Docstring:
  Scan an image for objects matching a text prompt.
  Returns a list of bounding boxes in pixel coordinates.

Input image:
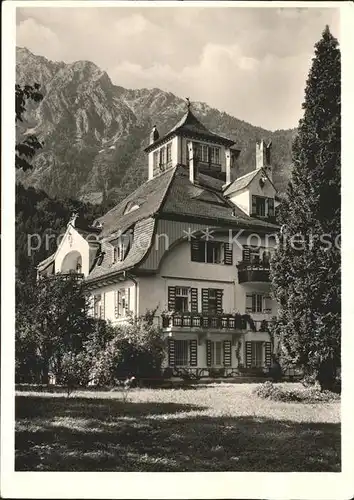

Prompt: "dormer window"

[251,195,275,218]
[112,233,131,264]
[113,242,125,263]
[124,201,139,215]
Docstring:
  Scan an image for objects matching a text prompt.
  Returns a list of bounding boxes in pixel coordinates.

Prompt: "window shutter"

[242,245,250,262]
[216,289,223,314]
[223,340,232,366]
[246,294,253,313]
[202,288,209,314]
[101,293,105,319]
[268,198,275,217]
[168,286,176,311]
[114,290,119,318]
[245,341,252,368]
[251,342,256,367]
[191,239,200,262]
[265,342,272,367]
[251,195,257,215]
[189,339,198,366]
[168,339,175,366]
[224,243,233,265]
[206,340,212,366]
[190,288,198,313]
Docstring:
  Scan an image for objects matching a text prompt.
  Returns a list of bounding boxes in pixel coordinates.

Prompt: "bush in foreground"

[254,381,340,403]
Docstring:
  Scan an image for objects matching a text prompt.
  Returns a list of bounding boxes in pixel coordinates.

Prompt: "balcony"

[237,261,270,284]
[161,312,269,332]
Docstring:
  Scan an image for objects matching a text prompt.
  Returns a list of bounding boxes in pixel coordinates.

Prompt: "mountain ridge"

[16,47,296,204]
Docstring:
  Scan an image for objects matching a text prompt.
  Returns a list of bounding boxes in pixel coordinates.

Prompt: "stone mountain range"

[16,46,297,205]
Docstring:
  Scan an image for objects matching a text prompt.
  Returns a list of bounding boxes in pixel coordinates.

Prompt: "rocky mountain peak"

[16,47,296,204]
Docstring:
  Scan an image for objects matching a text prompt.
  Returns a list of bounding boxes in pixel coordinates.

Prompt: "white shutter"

[264,295,272,314]
[101,293,105,319]
[114,290,119,318]
[125,288,131,314]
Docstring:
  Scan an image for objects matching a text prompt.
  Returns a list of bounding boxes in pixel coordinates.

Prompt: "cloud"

[16,6,340,130]
[16,17,61,60]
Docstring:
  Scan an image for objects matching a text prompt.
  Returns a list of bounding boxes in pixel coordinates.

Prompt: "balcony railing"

[237,260,270,284]
[161,313,270,331]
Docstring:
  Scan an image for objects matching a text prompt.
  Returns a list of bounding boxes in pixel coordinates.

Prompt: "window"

[113,243,125,263]
[124,201,139,215]
[115,288,130,318]
[252,196,275,217]
[246,293,272,314]
[159,146,166,170]
[251,342,264,367]
[202,288,223,315]
[175,287,190,312]
[206,241,222,264]
[94,294,104,319]
[166,142,172,164]
[210,147,221,165]
[113,234,132,264]
[175,340,189,366]
[201,145,209,162]
[242,246,272,264]
[153,151,159,174]
[211,341,223,366]
[207,288,218,315]
[250,247,260,263]
[191,143,221,165]
[191,240,232,265]
[253,294,263,313]
[256,197,266,216]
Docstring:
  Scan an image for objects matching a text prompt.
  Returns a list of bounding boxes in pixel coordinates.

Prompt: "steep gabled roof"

[95,165,177,238]
[85,217,155,283]
[223,170,260,196]
[160,166,278,231]
[144,109,236,152]
[37,252,55,271]
[223,168,276,197]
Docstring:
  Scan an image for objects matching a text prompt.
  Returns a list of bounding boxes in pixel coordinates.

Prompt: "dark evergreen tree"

[270,26,341,391]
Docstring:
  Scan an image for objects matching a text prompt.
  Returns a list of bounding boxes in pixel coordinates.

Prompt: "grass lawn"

[15,383,340,472]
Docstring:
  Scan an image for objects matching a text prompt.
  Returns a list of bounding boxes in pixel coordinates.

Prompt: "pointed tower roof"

[145,106,236,152]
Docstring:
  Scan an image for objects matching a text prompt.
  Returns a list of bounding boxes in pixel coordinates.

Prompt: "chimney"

[187,141,196,184]
[225,148,231,185]
[149,125,159,145]
[256,140,272,170]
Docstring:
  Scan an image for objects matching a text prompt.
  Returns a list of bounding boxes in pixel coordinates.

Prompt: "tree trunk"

[41,361,49,385]
[317,358,336,392]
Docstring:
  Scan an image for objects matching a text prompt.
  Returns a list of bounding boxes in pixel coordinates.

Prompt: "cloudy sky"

[16,5,339,131]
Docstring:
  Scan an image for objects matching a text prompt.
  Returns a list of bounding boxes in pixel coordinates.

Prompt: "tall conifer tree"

[271,26,341,390]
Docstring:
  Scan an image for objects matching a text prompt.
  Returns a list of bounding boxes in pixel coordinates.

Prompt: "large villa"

[37,102,280,378]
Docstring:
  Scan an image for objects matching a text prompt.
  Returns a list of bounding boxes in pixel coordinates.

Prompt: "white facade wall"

[89,279,137,325]
[55,226,91,276]
[228,172,276,216]
[148,136,179,179]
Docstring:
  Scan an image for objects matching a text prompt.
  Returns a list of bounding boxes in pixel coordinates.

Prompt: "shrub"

[90,312,164,385]
[254,381,340,403]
